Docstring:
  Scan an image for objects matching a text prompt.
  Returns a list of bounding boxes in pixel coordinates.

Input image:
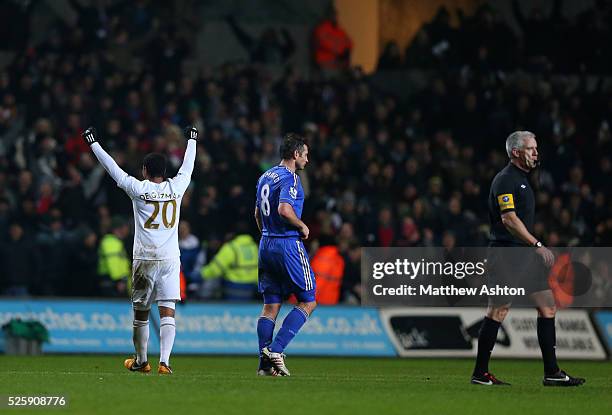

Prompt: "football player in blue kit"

[254,133,316,377]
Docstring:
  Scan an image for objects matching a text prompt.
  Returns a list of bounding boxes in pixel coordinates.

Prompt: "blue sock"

[257,316,275,369]
[269,307,308,353]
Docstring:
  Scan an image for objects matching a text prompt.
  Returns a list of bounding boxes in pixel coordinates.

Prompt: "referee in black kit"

[470,131,585,387]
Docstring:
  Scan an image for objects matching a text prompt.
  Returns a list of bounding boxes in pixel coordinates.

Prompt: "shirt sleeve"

[91,143,141,198]
[494,175,516,213]
[169,140,197,194]
[279,173,298,206]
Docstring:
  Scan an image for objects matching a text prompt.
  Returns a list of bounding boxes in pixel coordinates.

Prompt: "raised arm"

[177,126,198,179]
[170,126,199,194]
[82,127,130,185]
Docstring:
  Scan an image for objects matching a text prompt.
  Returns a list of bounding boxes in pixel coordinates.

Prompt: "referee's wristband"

[534,241,543,248]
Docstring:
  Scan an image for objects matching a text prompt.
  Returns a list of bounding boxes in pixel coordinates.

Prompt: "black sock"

[537,317,559,375]
[473,317,501,377]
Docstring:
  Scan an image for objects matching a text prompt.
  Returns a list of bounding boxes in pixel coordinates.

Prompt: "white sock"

[133,320,149,364]
[159,316,176,365]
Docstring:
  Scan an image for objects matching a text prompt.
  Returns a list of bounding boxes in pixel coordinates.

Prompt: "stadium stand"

[0,0,611,299]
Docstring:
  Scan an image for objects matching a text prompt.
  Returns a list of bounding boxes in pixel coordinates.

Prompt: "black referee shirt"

[488,162,535,245]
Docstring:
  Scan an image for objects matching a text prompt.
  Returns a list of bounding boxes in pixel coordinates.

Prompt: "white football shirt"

[92,140,196,260]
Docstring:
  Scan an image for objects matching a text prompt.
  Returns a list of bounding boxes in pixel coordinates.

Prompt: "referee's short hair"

[505,131,535,158]
[279,133,307,160]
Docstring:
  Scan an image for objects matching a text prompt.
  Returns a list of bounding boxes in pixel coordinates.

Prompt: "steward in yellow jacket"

[201,234,258,301]
[98,217,131,297]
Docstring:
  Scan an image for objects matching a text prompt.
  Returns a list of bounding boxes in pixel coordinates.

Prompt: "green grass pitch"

[1,356,610,415]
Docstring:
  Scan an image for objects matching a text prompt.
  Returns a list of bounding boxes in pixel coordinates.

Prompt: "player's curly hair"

[279,133,307,160]
[143,153,167,178]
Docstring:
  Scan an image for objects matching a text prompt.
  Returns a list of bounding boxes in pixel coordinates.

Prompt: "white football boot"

[261,347,290,376]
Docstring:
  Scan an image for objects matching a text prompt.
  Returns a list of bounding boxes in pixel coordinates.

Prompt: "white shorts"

[131,258,181,311]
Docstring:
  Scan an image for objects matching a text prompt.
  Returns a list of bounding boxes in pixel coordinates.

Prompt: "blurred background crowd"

[0,0,611,302]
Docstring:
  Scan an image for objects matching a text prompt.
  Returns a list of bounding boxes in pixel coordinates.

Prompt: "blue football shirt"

[256,165,304,237]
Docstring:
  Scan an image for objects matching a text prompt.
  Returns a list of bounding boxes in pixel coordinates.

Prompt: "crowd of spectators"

[0,1,611,301]
[378,1,612,74]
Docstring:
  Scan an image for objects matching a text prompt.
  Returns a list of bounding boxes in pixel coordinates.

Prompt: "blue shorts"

[258,236,316,303]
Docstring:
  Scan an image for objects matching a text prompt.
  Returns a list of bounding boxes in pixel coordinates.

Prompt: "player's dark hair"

[143,153,167,178]
[279,133,307,160]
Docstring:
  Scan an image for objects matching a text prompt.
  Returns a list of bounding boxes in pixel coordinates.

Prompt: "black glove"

[82,127,98,146]
[184,126,199,141]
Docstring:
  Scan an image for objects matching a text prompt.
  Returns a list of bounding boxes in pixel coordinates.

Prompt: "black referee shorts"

[486,242,550,305]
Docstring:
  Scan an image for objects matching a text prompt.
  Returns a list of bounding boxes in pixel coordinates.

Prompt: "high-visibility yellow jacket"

[98,234,130,282]
[201,234,258,284]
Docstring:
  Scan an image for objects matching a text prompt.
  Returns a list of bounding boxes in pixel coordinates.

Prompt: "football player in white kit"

[82,125,198,374]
